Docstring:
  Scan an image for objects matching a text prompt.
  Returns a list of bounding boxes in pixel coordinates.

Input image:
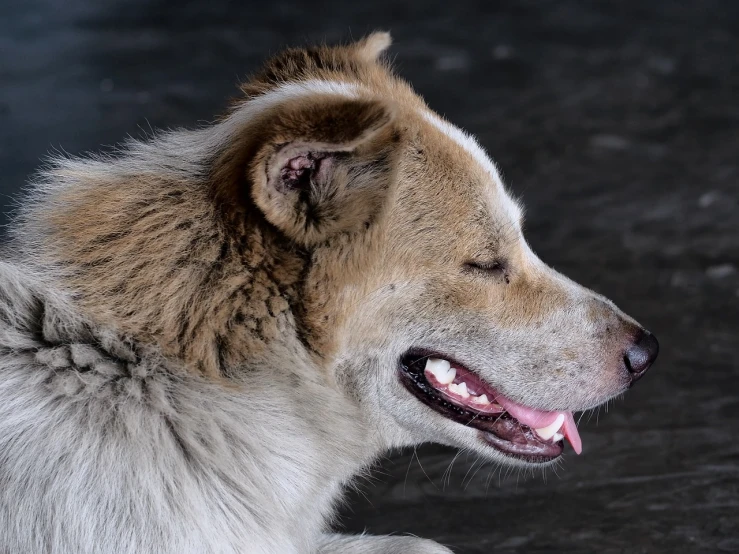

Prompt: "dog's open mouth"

[400,352,583,463]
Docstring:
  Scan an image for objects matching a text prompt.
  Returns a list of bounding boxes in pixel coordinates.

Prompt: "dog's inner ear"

[248,96,398,245]
[276,150,333,193]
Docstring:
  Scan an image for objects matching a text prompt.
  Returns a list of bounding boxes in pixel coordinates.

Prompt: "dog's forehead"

[392,108,524,249]
[422,112,521,221]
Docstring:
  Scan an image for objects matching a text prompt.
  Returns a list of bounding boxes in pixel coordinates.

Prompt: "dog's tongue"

[493,394,583,454]
[561,413,582,454]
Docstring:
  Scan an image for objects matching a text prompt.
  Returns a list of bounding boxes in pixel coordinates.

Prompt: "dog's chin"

[398,350,586,466]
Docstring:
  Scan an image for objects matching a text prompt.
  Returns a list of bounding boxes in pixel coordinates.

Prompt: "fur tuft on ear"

[354,31,392,63]
[239,32,395,99]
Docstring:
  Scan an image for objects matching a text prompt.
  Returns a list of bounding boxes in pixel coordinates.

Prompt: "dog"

[0,32,658,553]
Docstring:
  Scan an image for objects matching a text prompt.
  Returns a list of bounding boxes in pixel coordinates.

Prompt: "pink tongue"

[493,395,583,455]
[562,412,582,455]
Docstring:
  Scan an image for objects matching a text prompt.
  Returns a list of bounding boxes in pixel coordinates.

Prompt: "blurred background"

[1,1,737,552]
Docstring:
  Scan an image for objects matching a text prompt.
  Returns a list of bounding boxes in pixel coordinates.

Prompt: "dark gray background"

[1,1,737,552]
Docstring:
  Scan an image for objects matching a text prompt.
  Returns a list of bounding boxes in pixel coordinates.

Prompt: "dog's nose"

[624,330,659,382]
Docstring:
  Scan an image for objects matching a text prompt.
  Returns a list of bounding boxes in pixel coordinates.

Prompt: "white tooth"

[456,382,470,398]
[535,414,565,441]
[425,358,455,385]
[552,433,564,442]
[447,383,460,395]
[441,367,456,385]
[471,393,490,405]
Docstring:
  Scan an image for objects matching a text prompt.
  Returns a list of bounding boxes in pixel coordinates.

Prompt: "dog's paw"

[395,537,453,554]
[317,534,453,554]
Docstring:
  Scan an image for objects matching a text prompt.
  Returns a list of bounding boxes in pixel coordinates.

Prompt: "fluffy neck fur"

[13,126,316,380]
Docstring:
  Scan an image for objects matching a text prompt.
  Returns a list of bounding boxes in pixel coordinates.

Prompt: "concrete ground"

[1,1,737,552]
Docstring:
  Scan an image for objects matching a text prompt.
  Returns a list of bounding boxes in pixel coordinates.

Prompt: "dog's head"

[212,32,658,466]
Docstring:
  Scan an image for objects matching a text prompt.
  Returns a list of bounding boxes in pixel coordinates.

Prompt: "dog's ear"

[353,31,392,63]
[214,93,400,245]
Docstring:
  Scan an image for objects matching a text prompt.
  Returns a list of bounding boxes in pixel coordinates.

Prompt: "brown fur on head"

[17,32,655,464]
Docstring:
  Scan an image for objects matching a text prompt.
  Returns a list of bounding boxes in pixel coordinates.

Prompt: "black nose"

[625,330,659,382]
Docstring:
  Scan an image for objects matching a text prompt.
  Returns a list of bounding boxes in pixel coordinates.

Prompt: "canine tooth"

[471,394,490,405]
[456,382,470,398]
[425,358,455,385]
[552,433,564,442]
[534,413,565,441]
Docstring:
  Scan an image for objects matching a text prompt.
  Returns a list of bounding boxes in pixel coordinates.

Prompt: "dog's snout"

[624,330,659,382]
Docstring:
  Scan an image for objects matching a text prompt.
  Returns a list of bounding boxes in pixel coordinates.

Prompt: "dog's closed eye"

[463,260,510,283]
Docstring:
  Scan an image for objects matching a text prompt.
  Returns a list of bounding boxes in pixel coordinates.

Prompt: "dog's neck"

[18,166,312,379]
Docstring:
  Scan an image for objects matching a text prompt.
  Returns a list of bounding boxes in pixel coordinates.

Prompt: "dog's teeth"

[425,358,456,385]
[447,382,469,398]
[442,368,457,385]
[471,393,490,405]
[552,432,564,442]
[425,358,451,372]
[534,413,565,440]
